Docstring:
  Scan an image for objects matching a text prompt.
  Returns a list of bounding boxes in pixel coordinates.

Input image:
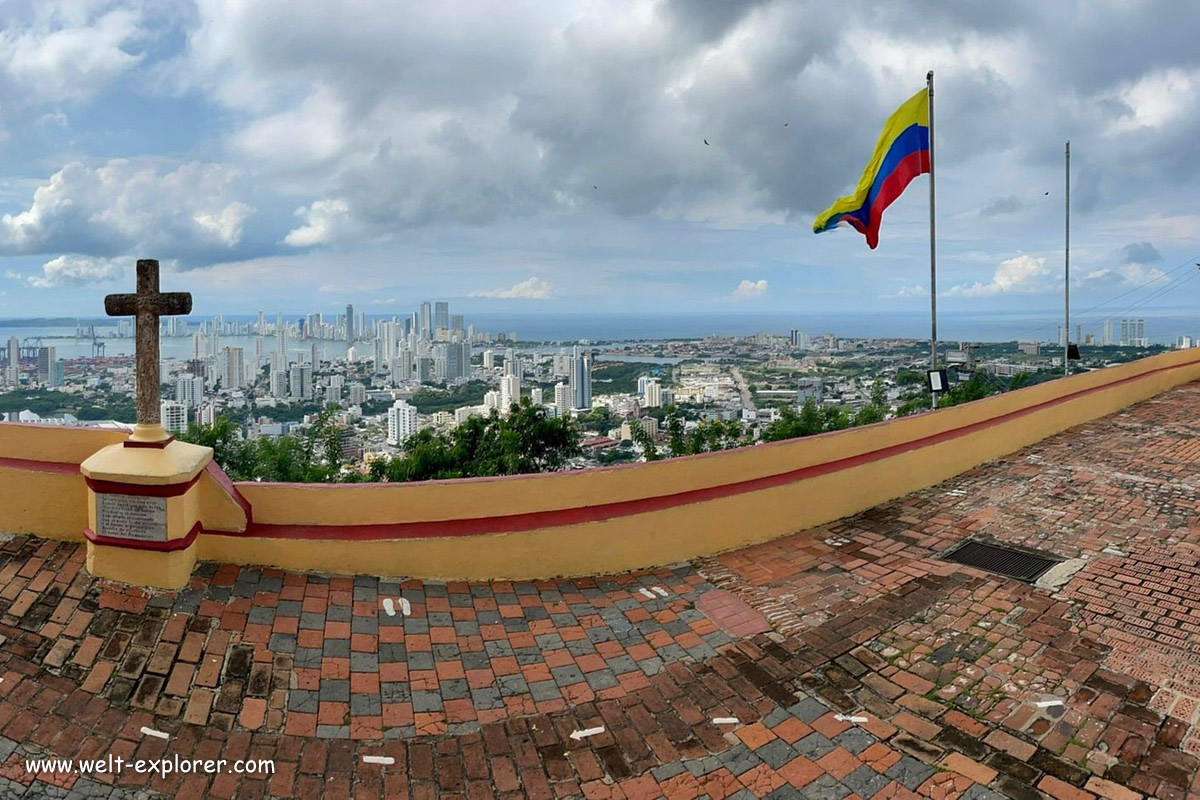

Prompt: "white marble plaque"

[96,493,168,542]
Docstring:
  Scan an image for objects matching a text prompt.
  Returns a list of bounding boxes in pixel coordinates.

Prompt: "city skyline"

[0,3,1198,318]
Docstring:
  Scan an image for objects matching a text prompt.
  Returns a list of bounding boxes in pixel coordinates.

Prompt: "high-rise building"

[270,368,289,399]
[1103,319,1114,346]
[503,352,523,381]
[6,337,18,371]
[276,313,287,362]
[386,400,418,446]
[637,376,652,396]
[500,374,520,413]
[36,347,55,385]
[176,375,205,408]
[160,400,189,434]
[220,347,244,390]
[644,380,663,408]
[789,329,811,348]
[450,314,464,333]
[347,383,367,404]
[569,346,591,410]
[530,387,543,406]
[257,310,265,335]
[434,302,449,333]
[483,349,495,370]
[797,378,823,405]
[346,304,354,340]
[447,342,469,380]
[311,343,320,367]
[289,363,313,400]
[554,382,570,419]
[419,302,432,339]
[1120,318,1147,347]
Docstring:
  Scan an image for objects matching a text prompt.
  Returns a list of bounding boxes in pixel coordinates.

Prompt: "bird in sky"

[1044,191,1050,195]
[593,185,598,190]
[784,123,789,127]
[703,139,710,146]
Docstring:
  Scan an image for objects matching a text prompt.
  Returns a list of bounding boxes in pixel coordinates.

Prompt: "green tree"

[937,372,998,408]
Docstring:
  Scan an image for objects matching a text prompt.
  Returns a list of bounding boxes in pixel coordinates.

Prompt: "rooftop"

[2,385,1200,797]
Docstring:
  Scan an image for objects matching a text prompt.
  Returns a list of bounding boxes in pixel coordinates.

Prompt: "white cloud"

[1084,264,1167,287]
[945,254,1054,298]
[26,255,124,288]
[3,269,22,280]
[284,199,352,247]
[0,4,145,103]
[369,297,396,305]
[881,284,928,299]
[469,276,552,299]
[193,202,254,246]
[0,160,255,261]
[731,279,768,299]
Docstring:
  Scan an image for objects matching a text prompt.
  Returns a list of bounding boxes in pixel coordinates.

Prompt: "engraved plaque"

[96,493,168,542]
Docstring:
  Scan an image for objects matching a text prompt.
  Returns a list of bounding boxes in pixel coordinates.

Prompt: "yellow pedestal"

[80,439,212,590]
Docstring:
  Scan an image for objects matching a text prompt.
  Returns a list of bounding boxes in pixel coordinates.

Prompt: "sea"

[1,310,1196,359]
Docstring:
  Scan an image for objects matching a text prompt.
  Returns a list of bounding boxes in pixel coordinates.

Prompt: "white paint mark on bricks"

[399,597,411,616]
[638,588,655,599]
[382,598,396,617]
[652,587,668,597]
[712,717,739,725]
[1034,700,1064,708]
[834,714,869,723]
[570,727,605,740]
[140,727,169,740]
[362,755,395,765]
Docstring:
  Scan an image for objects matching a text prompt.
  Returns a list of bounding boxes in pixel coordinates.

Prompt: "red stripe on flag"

[863,150,930,249]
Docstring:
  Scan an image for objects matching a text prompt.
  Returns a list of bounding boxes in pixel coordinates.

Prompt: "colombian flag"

[813,88,930,249]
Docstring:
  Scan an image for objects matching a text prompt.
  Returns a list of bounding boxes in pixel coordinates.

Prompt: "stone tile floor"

[3,385,1200,797]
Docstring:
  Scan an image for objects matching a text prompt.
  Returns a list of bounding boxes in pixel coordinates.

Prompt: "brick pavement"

[2,385,1200,797]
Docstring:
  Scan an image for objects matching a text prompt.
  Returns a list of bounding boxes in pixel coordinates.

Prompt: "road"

[730,366,755,412]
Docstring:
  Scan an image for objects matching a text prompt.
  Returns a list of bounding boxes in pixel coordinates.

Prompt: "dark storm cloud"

[980,195,1027,217]
[1120,242,1163,264]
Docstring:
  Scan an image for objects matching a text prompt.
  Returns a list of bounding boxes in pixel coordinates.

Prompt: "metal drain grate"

[942,540,1061,582]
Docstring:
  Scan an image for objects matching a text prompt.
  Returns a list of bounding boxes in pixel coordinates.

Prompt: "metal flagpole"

[927,70,938,409]
[1064,141,1070,378]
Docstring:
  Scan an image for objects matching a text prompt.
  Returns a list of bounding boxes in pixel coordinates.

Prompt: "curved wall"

[3,348,1199,579]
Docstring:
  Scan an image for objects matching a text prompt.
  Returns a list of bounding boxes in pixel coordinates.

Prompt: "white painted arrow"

[570,726,605,740]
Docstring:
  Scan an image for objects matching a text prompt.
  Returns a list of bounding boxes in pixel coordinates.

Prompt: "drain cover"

[942,540,1061,582]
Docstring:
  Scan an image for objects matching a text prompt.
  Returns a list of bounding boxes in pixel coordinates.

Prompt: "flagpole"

[927,70,937,409]
[1064,140,1070,378]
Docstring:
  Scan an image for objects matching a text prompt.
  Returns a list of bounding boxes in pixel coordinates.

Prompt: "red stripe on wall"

[84,521,202,552]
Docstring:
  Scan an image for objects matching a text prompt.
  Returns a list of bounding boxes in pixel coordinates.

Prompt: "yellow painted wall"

[0,423,127,464]
[3,348,1200,580]
[0,466,89,540]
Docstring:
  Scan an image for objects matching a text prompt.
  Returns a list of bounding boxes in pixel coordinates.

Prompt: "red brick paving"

[3,385,1200,796]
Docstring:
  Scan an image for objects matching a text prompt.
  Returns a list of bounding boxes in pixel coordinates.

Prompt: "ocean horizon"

[1,310,1196,358]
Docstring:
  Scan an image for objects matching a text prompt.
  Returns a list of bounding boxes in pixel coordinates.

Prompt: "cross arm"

[105,294,138,316]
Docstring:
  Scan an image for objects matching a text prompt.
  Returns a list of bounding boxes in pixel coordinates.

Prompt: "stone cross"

[105,259,191,440]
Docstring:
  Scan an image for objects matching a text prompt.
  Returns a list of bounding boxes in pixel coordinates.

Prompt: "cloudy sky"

[0,0,1198,321]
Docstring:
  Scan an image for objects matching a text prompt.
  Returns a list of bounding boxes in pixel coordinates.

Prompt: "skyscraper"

[289,363,313,400]
[419,302,432,339]
[554,382,571,419]
[644,380,663,408]
[346,304,355,340]
[1103,319,1114,346]
[176,375,205,408]
[220,347,245,390]
[500,374,520,413]
[434,302,449,333]
[6,337,18,370]
[387,400,418,446]
[37,347,55,385]
[276,313,287,362]
[160,401,189,434]
[569,346,591,410]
